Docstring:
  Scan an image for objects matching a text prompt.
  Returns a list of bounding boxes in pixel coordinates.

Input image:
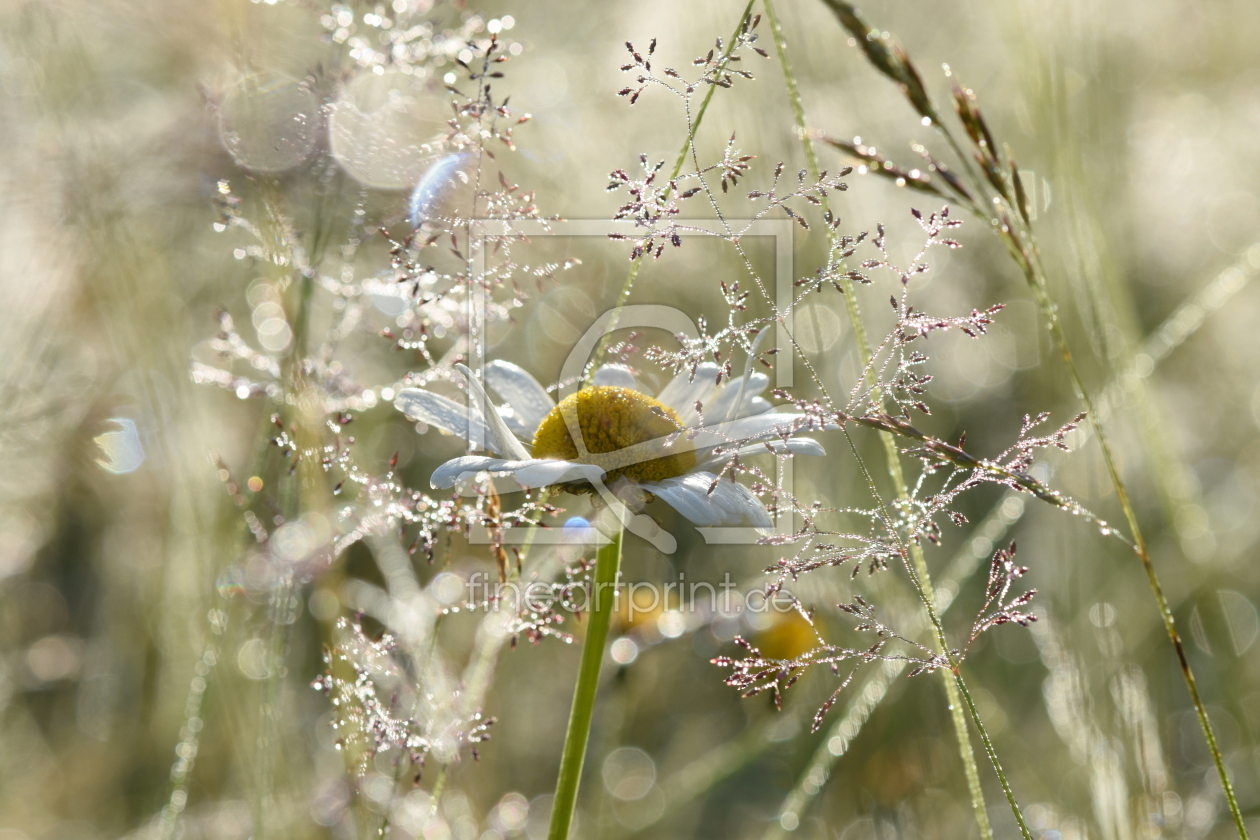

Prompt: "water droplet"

[94,418,145,474]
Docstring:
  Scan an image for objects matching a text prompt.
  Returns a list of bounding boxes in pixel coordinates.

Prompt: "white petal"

[592,364,638,391]
[656,363,720,425]
[511,460,605,488]
[431,455,516,488]
[686,412,813,450]
[455,364,532,460]
[706,326,774,423]
[708,371,770,423]
[699,436,825,469]
[431,456,604,490]
[395,389,503,454]
[485,360,555,436]
[641,472,773,528]
[496,408,533,439]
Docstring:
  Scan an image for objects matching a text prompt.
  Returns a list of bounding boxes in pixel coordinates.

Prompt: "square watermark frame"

[463,218,796,547]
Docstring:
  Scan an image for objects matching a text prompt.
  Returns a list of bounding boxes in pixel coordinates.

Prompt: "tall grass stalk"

[811,2,1248,836]
[967,83,1250,840]
[762,3,1006,837]
[251,179,333,840]
[1007,43,1260,803]
[1022,234,1249,840]
[547,524,624,840]
[1001,6,1200,535]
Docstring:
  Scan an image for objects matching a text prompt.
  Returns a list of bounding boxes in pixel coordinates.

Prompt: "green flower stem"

[548,524,624,840]
[761,3,999,838]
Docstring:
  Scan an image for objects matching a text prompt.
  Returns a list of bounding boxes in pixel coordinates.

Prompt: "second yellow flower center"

[530,386,697,486]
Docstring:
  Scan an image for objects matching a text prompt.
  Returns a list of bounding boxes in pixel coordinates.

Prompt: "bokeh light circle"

[328,69,448,188]
[218,73,320,173]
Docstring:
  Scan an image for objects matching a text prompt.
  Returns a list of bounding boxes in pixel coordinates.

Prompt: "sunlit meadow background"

[3,1,1260,839]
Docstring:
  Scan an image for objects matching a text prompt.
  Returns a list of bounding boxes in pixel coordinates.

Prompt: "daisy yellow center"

[531,386,696,485]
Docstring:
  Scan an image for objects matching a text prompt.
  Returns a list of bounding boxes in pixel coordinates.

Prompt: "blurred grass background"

[2,0,1260,839]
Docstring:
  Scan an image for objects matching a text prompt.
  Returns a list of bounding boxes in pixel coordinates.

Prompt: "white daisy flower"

[394,340,824,550]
